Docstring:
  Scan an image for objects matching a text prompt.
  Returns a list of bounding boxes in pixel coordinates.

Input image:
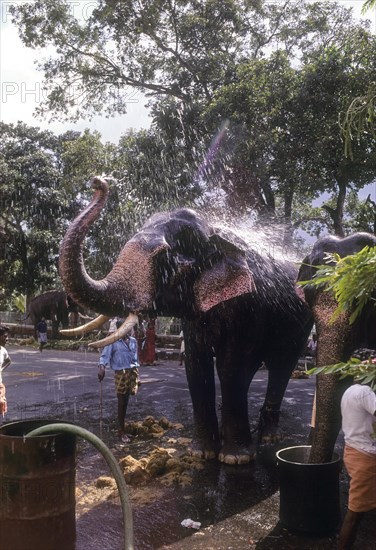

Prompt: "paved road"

[3,345,192,427]
[1,345,375,550]
[3,345,316,431]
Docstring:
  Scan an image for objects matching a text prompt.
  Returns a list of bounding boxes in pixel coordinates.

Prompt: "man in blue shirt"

[98,320,140,442]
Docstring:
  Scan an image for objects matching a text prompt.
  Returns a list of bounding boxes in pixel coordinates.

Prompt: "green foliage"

[11,292,26,314]
[10,1,354,120]
[9,0,376,238]
[340,83,376,159]
[339,1,376,158]
[307,356,376,390]
[0,122,72,298]
[344,191,376,235]
[204,31,376,234]
[0,123,120,300]
[362,0,376,13]
[299,246,376,324]
[60,129,116,185]
[204,52,298,215]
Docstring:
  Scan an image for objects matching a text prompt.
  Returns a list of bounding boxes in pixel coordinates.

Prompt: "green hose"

[26,423,134,550]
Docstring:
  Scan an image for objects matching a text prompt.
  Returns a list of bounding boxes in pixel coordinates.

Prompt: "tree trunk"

[309,292,352,463]
[322,180,346,237]
[283,186,294,249]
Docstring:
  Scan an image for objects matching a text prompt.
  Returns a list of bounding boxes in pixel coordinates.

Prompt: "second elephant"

[298,231,376,463]
[59,177,313,464]
[26,290,84,339]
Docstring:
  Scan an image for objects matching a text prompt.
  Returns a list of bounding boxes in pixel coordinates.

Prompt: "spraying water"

[193,119,230,186]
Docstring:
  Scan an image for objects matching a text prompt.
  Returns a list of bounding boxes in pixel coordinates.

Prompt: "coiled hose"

[26,423,134,550]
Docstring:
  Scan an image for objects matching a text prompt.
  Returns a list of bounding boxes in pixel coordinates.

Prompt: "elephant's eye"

[175,254,196,272]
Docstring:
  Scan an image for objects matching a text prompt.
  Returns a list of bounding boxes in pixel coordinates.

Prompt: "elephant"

[26,290,85,339]
[297,232,376,463]
[59,177,313,464]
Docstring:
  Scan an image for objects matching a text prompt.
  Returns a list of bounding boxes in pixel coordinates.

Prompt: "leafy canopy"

[0,123,113,303]
[339,0,376,157]
[10,0,363,121]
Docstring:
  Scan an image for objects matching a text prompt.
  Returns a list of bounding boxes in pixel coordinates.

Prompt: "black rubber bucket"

[0,419,76,550]
[276,445,341,534]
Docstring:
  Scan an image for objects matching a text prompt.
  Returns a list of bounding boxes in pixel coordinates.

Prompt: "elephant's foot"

[218,442,256,465]
[188,436,219,460]
[189,447,217,460]
[258,407,283,444]
[259,426,284,444]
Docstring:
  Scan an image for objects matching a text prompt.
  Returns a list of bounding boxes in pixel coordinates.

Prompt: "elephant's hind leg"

[258,357,298,444]
[258,403,283,444]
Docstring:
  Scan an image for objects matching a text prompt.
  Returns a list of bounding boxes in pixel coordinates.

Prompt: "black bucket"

[0,419,76,550]
[276,445,341,534]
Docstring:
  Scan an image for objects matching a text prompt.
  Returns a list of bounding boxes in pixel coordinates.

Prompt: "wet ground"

[2,345,376,550]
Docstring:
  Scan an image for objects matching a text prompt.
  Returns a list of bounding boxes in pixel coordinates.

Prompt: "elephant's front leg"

[217,359,255,465]
[185,341,220,460]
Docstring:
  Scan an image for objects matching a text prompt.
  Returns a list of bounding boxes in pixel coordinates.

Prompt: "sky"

[0,1,375,144]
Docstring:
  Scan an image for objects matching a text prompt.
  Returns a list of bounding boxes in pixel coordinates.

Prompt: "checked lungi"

[114,368,140,396]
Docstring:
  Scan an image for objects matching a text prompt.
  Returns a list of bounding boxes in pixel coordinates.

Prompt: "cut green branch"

[298,246,376,324]
[300,245,376,387]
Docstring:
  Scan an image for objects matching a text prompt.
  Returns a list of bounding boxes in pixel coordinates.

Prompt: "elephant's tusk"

[60,314,110,336]
[88,313,139,349]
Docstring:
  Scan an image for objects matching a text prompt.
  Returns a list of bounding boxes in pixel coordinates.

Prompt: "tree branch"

[292,216,329,229]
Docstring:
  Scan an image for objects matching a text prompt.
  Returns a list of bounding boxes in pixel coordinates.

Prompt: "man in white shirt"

[0,325,11,416]
[179,330,185,366]
[108,317,118,334]
[338,383,376,549]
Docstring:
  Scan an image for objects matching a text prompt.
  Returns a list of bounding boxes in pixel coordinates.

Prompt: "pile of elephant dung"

[101,446,205,492]
[77,477,161,515]
[92,477,167,508]
[120,447,205,487]
[17,337,35,346]
[91,419,203,506]
[123,415,184,438]
[290,369,309,379]
[76,478,116,515]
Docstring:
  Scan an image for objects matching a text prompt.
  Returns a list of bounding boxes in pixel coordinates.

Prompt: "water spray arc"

[193,119,230,186]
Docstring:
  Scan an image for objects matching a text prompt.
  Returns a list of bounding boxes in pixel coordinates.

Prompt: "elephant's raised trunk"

[59,177,154,315]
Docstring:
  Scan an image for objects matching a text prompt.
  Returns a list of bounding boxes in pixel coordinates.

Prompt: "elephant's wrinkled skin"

[298,232,376,463]
[26,290,83,339]
[59,177,313,464]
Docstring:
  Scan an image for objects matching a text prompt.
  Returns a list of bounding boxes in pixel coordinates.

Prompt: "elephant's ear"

[194,234,255,312]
